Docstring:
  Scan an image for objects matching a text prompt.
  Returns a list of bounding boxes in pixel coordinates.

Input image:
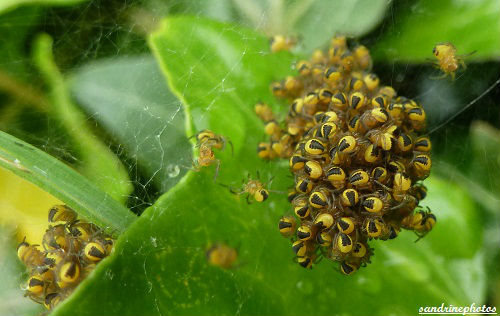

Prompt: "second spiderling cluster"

[258,36,436,274]
[17,205,114,310]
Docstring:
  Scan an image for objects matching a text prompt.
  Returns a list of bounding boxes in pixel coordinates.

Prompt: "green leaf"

[51,16,485,315]
[0,7,50,119]
[0,7,39,79]
[424,95,500,215]
[69,55,191,193]
[286,0,389,52]
[372,0,500,62]
[32,33,133,204]
[0,130,135,234]
[0,0,87,14]
[467,122,500,286]
[469,121,500,202]
[164,0,389,53]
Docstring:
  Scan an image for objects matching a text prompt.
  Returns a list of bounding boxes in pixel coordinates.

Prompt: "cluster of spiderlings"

[259,36,436,274]
[17,205,114,310]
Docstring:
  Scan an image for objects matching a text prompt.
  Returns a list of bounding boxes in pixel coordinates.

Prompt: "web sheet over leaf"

[70,55,192,197]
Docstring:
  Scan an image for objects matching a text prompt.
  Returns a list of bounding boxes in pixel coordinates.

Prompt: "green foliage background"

[0,0,499,315]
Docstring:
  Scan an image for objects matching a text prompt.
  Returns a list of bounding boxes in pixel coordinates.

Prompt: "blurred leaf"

[0,7,40,79]
[0,226,42,316]
[434,121,500,215]
[430,121,500,303]
[143,0,390,53]
[469,121,500,200]
[0,130,135,234]
[468,122,500,299]
[52,17,485,315]
[372,0,500,62]
[0,7,49,117]
[69,55,191,193]
[32,34,133,204]
[0,167,61,244]
[286,0,389,52]
[171,0,235,22]
[0,0,87,14]
[218,0,390,49]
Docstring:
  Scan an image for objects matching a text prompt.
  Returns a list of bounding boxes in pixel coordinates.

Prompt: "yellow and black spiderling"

[27,275,45,295]
[305,138,327,155]
[293,198,311,219]
[44,293,61,310]
[206,243,239,269]
[365,218,385,238]
[348,169,370,187]
[58,260,81,286]
[254,102,275,122]
[48,205,77,224]
[335,232,354,254]
[193,143,220,177]
[341,188,359,207]
[42,224,69,251]
[297,225,313,241]
[17,205,114,310]
[362,197,384,214]
[371,166,388,183]
[193,129,229,151]
[292,240,308,257]
[44,250,64,268]
[304,160,323,179]
[332,92,348,109]
[295,177,313,194]
[227,173,271,203]
[290,154,307,171]
[411,154,432,179]
[192,129,233,180]
[340,261,358,275]
[270,35,296,53]
[256,35,435,273]
[314,213,334,230]
[296,60,312,76]
[337,217,355,234]
[309,190,329,209]
[297,256,313,269]
[279,216,297,237]
[17,239,45,268]
[432,42,473,81]
[84,242,107,262]
[414,136,432,152]
[338,135,357,154]
[326,166,346,189]
[352,242,367,258]
[402,207,437,240]
[317,231,333,246]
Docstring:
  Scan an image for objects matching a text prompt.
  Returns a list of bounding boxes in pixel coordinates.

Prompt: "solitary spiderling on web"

[432,42,475,80]
[257,35,436,274]
[269,35,297,53]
